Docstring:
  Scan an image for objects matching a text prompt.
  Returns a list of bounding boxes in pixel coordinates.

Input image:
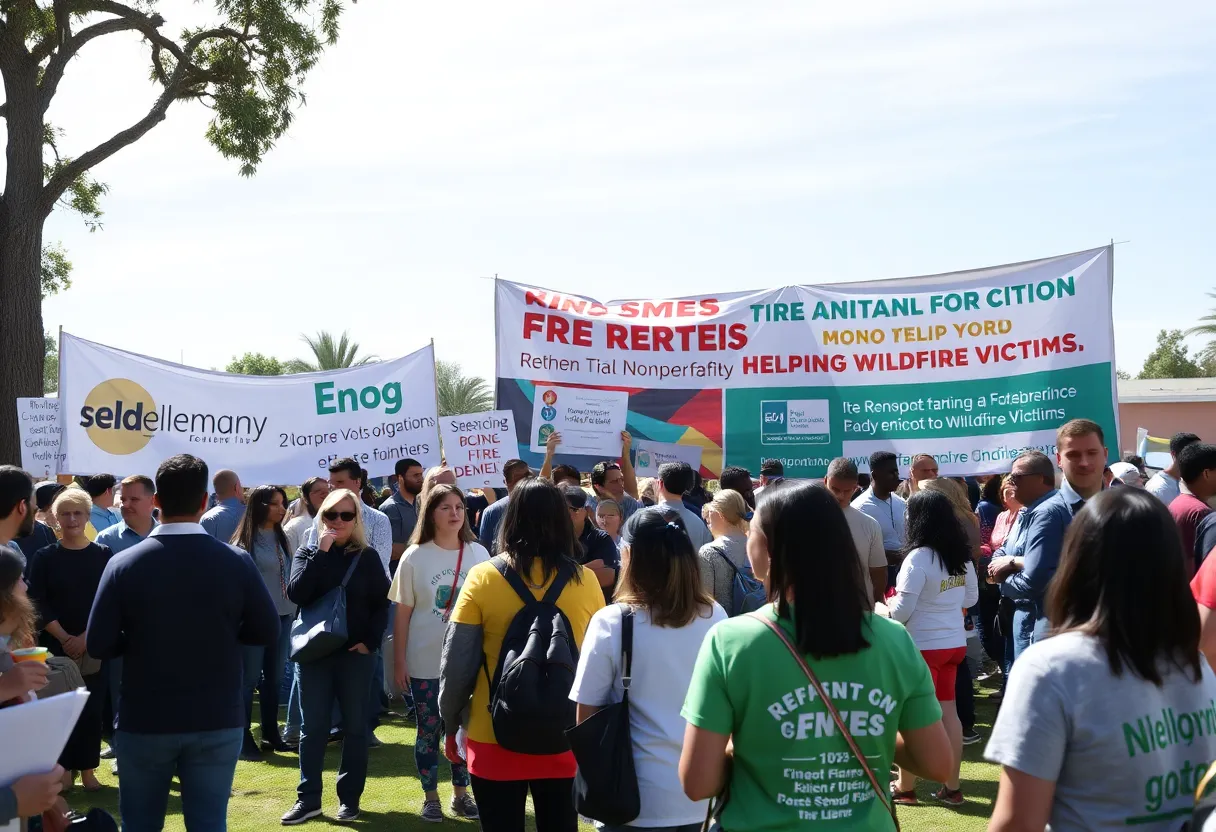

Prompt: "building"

[1118,378,1216,456]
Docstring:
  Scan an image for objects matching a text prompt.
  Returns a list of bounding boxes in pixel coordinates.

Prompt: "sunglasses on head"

[322,510,357,522]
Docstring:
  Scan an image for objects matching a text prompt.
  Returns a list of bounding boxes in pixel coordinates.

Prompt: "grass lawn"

[75,685,1003,831]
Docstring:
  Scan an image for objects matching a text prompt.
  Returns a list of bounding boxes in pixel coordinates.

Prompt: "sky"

[37,0,1216,386]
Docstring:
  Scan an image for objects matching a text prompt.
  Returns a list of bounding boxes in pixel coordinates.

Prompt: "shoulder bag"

[440,542,465,624]
[751,611,901,831]
[289,552,362,663]
[565,604,640,825]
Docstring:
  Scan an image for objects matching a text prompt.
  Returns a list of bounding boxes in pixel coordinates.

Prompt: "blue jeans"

[298,650,375,809]
[285,662,303,740]
[115,728,242,832]
[410,677,468,792]
[242,614,293,741]
[1012,607,1041,662]
[369,649,384,732]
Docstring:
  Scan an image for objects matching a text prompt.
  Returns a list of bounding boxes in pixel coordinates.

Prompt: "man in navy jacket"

[88,454,278,832]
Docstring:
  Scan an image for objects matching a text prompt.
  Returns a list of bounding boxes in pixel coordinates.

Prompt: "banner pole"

[430,338,445,464]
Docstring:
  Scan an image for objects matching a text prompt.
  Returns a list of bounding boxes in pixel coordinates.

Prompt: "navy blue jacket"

[87,525,279,734]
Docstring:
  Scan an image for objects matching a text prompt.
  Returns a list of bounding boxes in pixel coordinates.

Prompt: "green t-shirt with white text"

[681,604,941,832]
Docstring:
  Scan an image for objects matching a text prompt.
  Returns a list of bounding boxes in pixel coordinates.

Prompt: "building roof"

[1118,378,1216,403]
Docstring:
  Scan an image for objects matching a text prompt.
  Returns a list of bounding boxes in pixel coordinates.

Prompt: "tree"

[283,331,376,373]
[0,1,349,463]
[43,333,57,393]
[1116,369,1131,381]
[1138,329,1203,380]
[225,352,284,376]
[435,360,494,417]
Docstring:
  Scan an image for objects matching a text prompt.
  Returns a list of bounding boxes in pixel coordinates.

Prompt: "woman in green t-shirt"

[679,482,954,830]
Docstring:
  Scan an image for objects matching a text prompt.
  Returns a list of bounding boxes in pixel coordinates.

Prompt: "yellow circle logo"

[81,378,157,455]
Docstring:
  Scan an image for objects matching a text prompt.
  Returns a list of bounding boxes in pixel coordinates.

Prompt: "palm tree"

[436,360,494,416]
[283,331,377,373]
[1186,293,1216,377]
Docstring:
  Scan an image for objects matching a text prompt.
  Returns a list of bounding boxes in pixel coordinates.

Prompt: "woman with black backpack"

[570,509,726,832]
[438,478,605,832]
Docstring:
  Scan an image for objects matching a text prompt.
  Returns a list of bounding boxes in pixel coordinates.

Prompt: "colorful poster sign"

[528,384,628,457]
[58,333,442,482]
[633,439,704,476]
[440,410,517,489]
[16,397,64,480]
[495,246,1118,477]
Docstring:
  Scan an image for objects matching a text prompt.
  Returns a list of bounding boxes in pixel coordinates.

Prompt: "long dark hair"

[231,485,290,558]
[616,509,714,628]
[904,489,971,576]
[755,482,869,658]
[0,547,35,648]
[1048,488,1201,686]
[497,479,582,585]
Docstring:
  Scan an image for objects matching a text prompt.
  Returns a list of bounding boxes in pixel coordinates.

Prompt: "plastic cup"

[11,647,49,663]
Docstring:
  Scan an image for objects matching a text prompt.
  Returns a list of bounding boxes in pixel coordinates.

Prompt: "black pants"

[61,669,105,771]
[975,588,1005,670]
[469,775,576,832]
[298,650,374,809]
[954,650,975,733]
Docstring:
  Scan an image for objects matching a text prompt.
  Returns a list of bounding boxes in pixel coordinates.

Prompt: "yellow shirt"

[450,558,605,745]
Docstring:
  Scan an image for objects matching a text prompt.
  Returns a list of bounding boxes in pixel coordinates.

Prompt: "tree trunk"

[0,217,46,465]
[0,56,49,466]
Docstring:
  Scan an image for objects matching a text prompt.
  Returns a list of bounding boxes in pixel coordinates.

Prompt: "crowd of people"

[3,419,1216,830]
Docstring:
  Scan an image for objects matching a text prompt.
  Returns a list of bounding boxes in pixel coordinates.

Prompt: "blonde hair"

[920,478,978,528]
[420,466,455,506]
[52,486,93,518]
[313,489,367,549]
[704,489,749,536]
[637,477,657,502]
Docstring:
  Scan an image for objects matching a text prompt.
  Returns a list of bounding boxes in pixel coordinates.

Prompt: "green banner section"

[724,362,1117,477]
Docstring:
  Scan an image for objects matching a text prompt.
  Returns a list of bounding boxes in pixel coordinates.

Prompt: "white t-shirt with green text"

[986,631,1216,830]
[388,540,489,679]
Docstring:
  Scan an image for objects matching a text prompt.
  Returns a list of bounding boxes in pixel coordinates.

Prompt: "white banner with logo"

[633,440,703,476]
[16,397,64,480]
[494,246,1118,477]
[58,333,441,483]
[439,410,517,489]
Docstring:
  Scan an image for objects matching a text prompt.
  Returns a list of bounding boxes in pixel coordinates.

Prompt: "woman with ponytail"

[697,489,751,613]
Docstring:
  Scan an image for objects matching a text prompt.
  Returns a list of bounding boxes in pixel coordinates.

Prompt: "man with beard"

[0,466,36,550]
[380,458,424,578]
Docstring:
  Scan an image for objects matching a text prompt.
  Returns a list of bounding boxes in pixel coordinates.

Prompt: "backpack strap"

[713,545,742,577]
[491,555,573,607]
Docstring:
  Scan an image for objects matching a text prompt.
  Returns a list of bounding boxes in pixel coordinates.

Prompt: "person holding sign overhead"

[389,483,487,823]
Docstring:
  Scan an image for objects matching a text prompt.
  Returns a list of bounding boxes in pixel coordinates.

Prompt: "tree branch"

[39,16,151,106]
[37,24,236,217]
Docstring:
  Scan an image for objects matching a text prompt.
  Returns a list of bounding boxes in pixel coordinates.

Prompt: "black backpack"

[482,556,580,755]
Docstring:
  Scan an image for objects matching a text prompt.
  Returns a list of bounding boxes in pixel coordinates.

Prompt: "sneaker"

[890,787,917,806]
[100,745,116,760]
[421,799,444,823]
[933,786,965,806]
[368,732,383,749]
[110,760,119,777]
[335,805,360,822]
[281,802,322,825]
[962,729,982,746]
[450,793,479,819]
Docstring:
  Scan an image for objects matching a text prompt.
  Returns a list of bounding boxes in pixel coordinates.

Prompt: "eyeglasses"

[322,511,357,522]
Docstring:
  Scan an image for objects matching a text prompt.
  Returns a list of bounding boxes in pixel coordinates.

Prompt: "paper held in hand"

[529,385,628,457]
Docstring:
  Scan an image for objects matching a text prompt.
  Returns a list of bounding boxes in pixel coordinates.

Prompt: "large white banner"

[495,246,1118,477]
[17,398,64,480]
[59,333,441,483]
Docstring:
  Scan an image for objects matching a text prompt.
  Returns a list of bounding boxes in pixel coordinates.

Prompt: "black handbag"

[289,553,361,663]
[566,605,640,825]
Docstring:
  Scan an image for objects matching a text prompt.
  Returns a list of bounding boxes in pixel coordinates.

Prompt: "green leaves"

[226,352,286,375]
[40,243,72,298]
[1138,329,1205,379]
[436,360,494,417]
[284,330,376,373]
